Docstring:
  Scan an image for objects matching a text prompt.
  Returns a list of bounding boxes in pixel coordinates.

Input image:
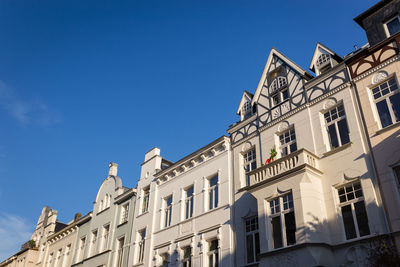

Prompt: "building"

[128,137,235,267]
[0,207,67,267]
[345,0,400,253]
[72,163,136,267]
[228,42,388,267]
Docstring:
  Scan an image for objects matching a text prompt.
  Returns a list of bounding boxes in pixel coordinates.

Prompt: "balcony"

[247,149,321,188]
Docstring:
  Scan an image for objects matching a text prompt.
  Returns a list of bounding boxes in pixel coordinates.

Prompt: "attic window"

[316,54,331,69]
[242,101,252,120]
[385,16,400,37]
[270,76,287,93]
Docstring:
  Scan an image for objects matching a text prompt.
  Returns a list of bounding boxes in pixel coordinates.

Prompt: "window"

[185,186,194,219]
[316,54,331,68]
[270,76,289,106]
[78,237,86,262]
[142,188,150,213]
[394,165,400,185]
[90,230,98,256]
[337,181,370,240]
[54,249,62,267]
[208,239,219,267]
[242,101,252,119]
[164,196,173,228]
[47,253,53,267]
[137,229,146,263]
[120,203,129,224]
[385,16,400,37]
[182,246,192,267]
[160,253,169,267]
[324,104,350,149]
[245,216,260,264]
[61,244,71,267]
[279,128,297,157]
[269,192,296,249]
[102,225,110,251]
[209,176,218,210]
[116,237,125,267]
[244,148,257,186]
[371,78,400,128]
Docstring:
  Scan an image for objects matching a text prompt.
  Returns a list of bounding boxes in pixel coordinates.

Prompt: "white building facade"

[128,137,235,267]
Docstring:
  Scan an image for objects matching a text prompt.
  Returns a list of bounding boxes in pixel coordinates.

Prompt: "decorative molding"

[371,71,389,84]
[353,55,400,82]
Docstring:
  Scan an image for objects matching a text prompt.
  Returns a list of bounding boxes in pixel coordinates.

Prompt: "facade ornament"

[277,121,290,132]
[323,98,337,110]
[371,71,388,84]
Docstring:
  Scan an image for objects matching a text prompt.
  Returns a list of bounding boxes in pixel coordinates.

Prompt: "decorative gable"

[251,48,313,126]
[237,90,254,121]
[309,42,343,75]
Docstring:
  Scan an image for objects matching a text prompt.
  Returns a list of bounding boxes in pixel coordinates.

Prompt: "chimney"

[109,162,118,176]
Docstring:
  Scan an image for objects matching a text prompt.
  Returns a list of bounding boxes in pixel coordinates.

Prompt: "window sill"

[322,142,352,158]
[136,211,149,219]
[243,262,259,267]
[117,221,128,227]
[374,121,400,136]
[133,263,144,267]
[96,207,110,215]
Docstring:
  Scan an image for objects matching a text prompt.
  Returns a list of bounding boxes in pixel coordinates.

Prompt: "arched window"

[270,76,287,93]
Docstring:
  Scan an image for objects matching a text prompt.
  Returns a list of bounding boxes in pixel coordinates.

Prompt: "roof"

[354,0,393,28]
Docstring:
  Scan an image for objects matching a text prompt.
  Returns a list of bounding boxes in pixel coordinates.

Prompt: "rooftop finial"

[109,162,118,176]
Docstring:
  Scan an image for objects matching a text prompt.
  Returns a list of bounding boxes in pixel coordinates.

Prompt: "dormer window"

[316,53,331,73]
[270,76,288,106]
[385,16,400,37]
[242,101,252,120]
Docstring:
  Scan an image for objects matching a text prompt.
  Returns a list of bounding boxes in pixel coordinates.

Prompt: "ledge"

[117,221,128,228]
[322,142,352,158]
[374,121,400,136]
[96,207,110,216]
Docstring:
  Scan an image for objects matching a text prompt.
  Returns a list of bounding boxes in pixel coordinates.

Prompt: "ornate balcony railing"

[247,149,320,187]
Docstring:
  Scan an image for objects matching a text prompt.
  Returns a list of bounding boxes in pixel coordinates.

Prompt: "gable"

[236,91,254,115]
[252,48,313,106]
[309,42,343,73]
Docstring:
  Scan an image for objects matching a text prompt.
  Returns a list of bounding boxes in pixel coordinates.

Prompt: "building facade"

[128,137,235,267]
[72,163,136,267]
[345,0,400,252]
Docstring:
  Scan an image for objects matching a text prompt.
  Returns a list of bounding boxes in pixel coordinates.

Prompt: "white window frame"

[120,203,129,224]
[137,229,146,264]
[61,244,71,267]
[54,248,62,267]
[268,192,296,249]
[185,186,194,220]
[142,187,150,214]
[77,236,86,262]
[384,15,400,37]
[181,246,192,267]
[102,224,110,251]
[207,239,219,267]
[244,216,260,264]
[90,229,98,256]
[316,53,331,73]
[242,101,252,117]
[163,195,173,228]
[370,77,400,129]
[324,103,350,150]
[278,127,297,157]
[243,148,257,186]
[336,181,371,240]
[208,175,219,210]
[115,236,125,267]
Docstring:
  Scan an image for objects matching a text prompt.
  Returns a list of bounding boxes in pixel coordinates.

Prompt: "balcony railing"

[247,149,320,187]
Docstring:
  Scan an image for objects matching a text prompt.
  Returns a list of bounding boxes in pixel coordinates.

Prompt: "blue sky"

[0,0,377,259]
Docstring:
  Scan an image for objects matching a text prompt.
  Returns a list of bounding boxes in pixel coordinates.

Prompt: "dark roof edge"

[354,0,393,28]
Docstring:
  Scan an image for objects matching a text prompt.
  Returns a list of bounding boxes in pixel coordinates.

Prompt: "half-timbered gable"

[309,42,343,76]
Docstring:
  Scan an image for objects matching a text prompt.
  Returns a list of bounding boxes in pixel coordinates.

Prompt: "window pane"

[389,93,400,123]
[255,233,260,261]
[341,205,357,240]
[214,186,218,208]
[338,119,350,145]
[290,142,297,153]
[209,190,213,210]
[328,124,339,148]
[271,216,283,248]
[354,201,370,237]
[246,235,254,263]
[209,255,213,267]
[376,99,393,128]
[394,166,400,185]
[210,176,218,187]
[284,212,296,246]
[387,17,400,36]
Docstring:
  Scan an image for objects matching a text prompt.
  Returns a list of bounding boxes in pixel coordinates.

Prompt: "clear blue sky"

[0,0,377,259]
